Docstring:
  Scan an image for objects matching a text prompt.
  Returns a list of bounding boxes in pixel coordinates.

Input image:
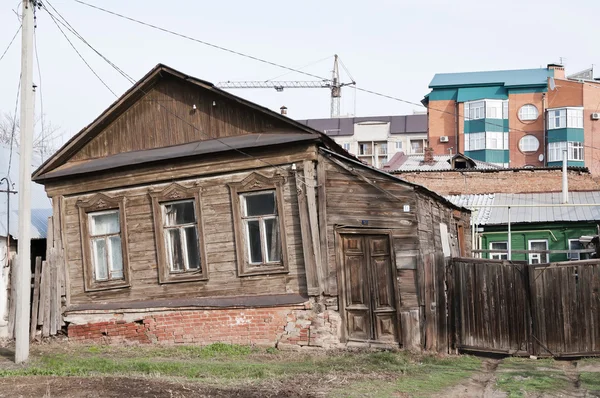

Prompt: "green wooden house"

[447,192,600,263]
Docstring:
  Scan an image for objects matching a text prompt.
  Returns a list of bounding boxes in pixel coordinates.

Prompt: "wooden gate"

[450,258,600,357]
[529,261,600,357]
[339,232,399,345]
[450,258,531,355]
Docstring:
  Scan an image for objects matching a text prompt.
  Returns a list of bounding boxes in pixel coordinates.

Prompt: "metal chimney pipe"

[562,149,568,204]
[280,106,288,116]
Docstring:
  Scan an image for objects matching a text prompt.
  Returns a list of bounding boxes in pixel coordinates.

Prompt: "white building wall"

[0,239,8,338]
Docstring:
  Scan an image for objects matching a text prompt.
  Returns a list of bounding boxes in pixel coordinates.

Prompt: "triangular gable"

[34,64,332,180]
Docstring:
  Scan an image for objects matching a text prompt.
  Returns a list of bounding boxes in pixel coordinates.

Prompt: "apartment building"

[297,114,427,168]
[424,64,600,171]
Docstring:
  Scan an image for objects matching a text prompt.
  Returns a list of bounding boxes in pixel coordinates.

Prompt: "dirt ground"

[0,376,313,398]
[2,340,600,397]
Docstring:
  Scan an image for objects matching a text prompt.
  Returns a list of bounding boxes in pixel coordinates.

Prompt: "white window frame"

[464,100,509,121]
[395,141,403,150]
[568,239,583,261]
[548,142,584,162]
[410,139,426,154]
[547,107,584,130]
[342,143,351,151]
[88,209,123,282]
[518,104,539,121]
[528,239,548,265]
[485,100,504,119]
[519,135,540,153]
[490,241,508,260]
[161,199,200,273]
[240,190,282,266]
[378,142,388,155]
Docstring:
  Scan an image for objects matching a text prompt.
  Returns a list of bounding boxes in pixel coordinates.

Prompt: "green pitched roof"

[429,68,554,89]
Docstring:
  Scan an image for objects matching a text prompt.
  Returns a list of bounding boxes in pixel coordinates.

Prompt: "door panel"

[341,234,398,344]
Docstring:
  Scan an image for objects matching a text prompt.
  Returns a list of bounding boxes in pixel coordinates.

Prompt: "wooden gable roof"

[33,64,337,181]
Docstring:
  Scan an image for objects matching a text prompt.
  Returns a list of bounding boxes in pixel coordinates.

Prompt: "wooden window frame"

[228,172,289,277]
[77,193,130,292]
[150,183,208,284]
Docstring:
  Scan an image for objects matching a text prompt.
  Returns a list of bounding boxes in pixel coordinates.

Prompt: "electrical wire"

[265,55,332,82]
[6,75,21,178]
[0,24,21,64]
[33,28,46,160]
[45,8,117,97]
[42,2,313,186]
[72,0,328,81]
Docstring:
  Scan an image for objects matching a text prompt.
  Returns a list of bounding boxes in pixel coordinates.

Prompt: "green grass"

[580,372,600,393]
[495,358,570,397]
[331,354,482,397]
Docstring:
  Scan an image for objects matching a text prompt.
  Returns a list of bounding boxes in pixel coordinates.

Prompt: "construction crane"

[217,54,355,118]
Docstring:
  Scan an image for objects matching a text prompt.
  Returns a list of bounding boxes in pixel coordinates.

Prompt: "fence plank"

[7,255,17,339]
[49,261,57,336]
[41,261,50,337]
[29,257,42,341]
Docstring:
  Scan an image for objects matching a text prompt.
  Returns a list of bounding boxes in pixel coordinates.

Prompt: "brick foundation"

[66,299,342,348]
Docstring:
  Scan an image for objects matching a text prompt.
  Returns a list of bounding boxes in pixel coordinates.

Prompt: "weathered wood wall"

[69,77,300,164]
[57,152,312,307]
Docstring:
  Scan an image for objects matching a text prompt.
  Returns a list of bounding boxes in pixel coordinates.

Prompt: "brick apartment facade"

[424,64,600,173]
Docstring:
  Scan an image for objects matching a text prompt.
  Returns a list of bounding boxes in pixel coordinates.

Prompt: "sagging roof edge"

[319,148,470,213]
[33,63,348,180]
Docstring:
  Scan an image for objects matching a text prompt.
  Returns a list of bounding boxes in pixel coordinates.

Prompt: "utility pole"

[15,0,36,363]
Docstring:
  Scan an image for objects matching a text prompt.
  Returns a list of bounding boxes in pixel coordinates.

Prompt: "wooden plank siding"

[60,161,308,307]
[69,77,302,164]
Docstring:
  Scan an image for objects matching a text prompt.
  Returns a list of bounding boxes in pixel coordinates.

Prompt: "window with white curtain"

[518,104,539,121]
[240,190,281,265]
[548,108,583,129]
[485,100,504,119]
[548,142,584,162]
[486,132,507,150]
[464,100,508,120]
[518,135,540,153]
[162,200,201,272]
[88,210,123,281]
[465,132,486,150]
[468,101,485,120]
[395,141,403,150]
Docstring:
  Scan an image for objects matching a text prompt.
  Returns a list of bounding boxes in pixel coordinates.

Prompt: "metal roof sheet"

[36,133,319,181]
[429,68,553,89]
[445,192,600,225]
[391,154,501,171]
[0,144,52,238]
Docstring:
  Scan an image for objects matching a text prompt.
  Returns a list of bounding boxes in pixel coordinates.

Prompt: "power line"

[44,8,118,97]
[6,74,21,178]
[265,55,332,82]
[0,24,21,64]
[42,2,313,186]
[33,28,45,160]
[72,0,328,81]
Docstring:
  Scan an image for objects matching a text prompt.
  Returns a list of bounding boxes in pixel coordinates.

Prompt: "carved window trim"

[149,183,209,284]
[77,193,131,292]
[228,172,289,277]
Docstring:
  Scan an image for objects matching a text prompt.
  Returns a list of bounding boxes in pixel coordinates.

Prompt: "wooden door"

[341,234,398,344]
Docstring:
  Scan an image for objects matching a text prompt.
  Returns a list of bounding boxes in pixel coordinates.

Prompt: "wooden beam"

[303,160,323,294]
[316,154,332,295]
[295,169,319,296]
[29,257,42,341]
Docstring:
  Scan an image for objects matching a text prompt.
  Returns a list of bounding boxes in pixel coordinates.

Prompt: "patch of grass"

[580,372,600,393]
[332,354,482,397]
[495,370,570,397]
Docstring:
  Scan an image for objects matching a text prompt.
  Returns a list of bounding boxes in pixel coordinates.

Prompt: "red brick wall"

[67,304,342,348]
[397,169,600,195]
[428,100,457,155]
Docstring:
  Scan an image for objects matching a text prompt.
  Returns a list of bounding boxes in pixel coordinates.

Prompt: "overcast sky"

[1,0,599,148]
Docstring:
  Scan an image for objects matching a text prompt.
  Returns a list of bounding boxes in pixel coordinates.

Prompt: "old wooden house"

[33,64,470,350]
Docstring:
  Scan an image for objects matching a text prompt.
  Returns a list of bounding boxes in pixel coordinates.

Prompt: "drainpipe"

[542,93,547,166]
[507,206,512,261]
[562,150,569,203]
[455,102,459,153]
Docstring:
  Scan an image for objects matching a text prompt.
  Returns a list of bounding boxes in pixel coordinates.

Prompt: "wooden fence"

[6,251,65,340]
[450,257,600,357]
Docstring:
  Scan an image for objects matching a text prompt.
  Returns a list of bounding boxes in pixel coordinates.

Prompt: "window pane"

[491,242,508,250]
[246,220,263,263]
[109,236,123,279]
[264,218,281,262]
[91,212,120,235]
[165,228,185,271]
[184,226,201,270]
[244,192,276,216]
[163,201,196,226]
[92,238,108,280]
[531,241,547,251]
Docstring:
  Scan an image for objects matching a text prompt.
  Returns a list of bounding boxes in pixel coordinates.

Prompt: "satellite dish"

[549,77,556,91]
[539,154,544,162]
